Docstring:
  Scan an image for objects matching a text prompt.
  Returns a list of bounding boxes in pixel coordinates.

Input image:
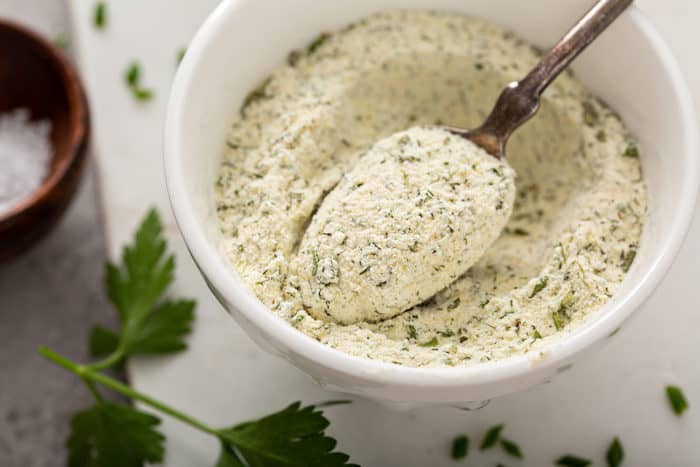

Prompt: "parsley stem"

[39,346,220,437]
[88,349,125,372]
[85,379,105,404]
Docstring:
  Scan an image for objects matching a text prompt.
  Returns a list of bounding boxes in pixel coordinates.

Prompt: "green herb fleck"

[287,49,303,66]
[125,63,140,87]
[451,435,469,460]
[307,32,330,54]
[439,329,455,338]
[54,33,69,49]
[124,62,154,102]
[606,437,624,467]
[560,292,576,309]
[419,337,439,347]
[177,48,187,66]
[133,88,154,102]
[479,299,490,309]
[241,77,272,115]
[552,312,563,331]
[94,2,107,29]
[621,249,636,273]
[556,455,592,467]
[407,325,418,339]
[511,228,530,236]
[500,439,523,459]
[529,276,548,298]
[666,385,689,416]
[311,250,319,276]
[533,327,543,339]
[582,101,599,126]
[480,424,503,450]
[447,298,460,310]
[596,130,607,142]
[623,144,639,158]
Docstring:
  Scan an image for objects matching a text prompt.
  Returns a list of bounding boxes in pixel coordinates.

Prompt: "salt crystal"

[0,108,53,215]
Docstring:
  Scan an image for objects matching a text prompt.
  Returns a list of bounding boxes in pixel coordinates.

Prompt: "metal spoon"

[447,0,633,158]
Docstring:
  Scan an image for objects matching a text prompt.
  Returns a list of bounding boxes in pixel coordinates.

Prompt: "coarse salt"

[0,108,52,215]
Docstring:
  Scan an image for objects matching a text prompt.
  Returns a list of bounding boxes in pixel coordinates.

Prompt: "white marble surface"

[69,0,700,466]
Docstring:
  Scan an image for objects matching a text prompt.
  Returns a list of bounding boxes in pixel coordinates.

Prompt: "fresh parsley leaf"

[89,325,120,357]
[125,299,195,354]
[451,435,469,460]
[217,402,357,467]
[501,438,523,459]
[556,455,592,467]
[480,424,504,450]
[215,443,246,467]
[94,2,107,29]
[67,403,164,467]
[606,437,624,467]
[101,209,194,359]
[666,385,689,416]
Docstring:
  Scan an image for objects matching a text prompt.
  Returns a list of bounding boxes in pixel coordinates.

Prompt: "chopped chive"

[447,298,460,310]
[511,228,530,236]
[500,439,523,459]
[529,276,548,298]
[94,2,107,29]
[419,337,439,347]
[533,327,543,339]
[451,435,469,460]
[556,455,592,467]
[480,424,503,450]
[606,437,624,467]
[666,385,689,416]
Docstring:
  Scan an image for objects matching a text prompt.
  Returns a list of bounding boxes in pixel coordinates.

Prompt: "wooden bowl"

[0,19,90,262]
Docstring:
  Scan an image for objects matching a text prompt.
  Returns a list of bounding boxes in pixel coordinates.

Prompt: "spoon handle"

[468,0,633,157]
[521,0,633,95]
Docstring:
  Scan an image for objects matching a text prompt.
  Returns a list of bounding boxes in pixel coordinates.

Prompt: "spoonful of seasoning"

[296,0,633,325]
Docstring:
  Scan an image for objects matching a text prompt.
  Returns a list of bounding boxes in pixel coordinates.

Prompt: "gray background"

[0,2,114,466]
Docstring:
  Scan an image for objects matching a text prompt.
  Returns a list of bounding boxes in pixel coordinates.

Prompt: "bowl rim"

[165,1,700,391]
[0,19,89,224]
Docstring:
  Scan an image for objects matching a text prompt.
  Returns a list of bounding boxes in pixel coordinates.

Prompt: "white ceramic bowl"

[165,0,699,406]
